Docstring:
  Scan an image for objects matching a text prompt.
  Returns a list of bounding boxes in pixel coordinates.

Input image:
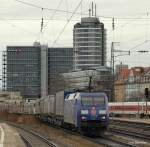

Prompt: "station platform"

[110,117,150,125]
[0,123,26,147]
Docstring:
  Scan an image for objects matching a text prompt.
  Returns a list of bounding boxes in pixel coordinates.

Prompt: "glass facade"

[48,47,73,94]
[4,46,73,98]
[73,17,107,70]
[6,46,41,98]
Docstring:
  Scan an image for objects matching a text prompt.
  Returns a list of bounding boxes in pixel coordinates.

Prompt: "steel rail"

[91,134,137,147]
[110,118,150,129]
[20,134,33,147]
[38,120,132,147]
[109,126,150,141]
[6,122,58,147]
[42,120,137,147]
[7,120,137,147]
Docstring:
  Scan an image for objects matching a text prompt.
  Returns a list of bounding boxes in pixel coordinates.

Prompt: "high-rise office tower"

[73,9,106,70]
[2,45,73,98]
[3,44,48,99]
[48,47,73,94]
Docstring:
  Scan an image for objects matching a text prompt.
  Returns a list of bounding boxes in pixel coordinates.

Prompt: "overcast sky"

[0,0,150,69]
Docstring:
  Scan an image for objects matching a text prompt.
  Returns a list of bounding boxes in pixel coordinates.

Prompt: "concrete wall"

[41,45,48,98]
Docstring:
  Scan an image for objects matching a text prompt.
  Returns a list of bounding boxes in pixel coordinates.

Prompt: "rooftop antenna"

[40,8,44,44]
[92,1,93,16]
[81,0,82,18]
[89,9,91,17]
[41,8,44,33]
[112,18,115,30]
[95,4,97,17]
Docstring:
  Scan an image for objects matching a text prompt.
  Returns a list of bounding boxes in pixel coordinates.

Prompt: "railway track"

[108,118,150,146]
[109,125,150,141]
[110,118,150,136]
[5,119,149,147]
[110,118,150,131]
[36,120,134,147]
[88,134,137,147]
[46,121,137,146]
[6,122,58,147]
[20,134,33,147]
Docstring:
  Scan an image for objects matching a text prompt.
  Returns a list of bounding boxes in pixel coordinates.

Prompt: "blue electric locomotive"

[64,92,109,135]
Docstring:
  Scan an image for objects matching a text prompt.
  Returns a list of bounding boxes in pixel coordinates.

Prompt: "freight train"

[0,91,109,136]
[109,102,150,117]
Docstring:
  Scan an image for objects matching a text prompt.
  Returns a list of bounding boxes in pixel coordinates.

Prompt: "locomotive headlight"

[99,110,106,114]
[81,116,87,121]
[81,110,88,115]
[102,116,106,119]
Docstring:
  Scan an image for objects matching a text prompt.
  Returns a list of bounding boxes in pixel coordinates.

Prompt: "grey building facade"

[3,46,73,98]
[3,45,48,99]
[48,47,73,94]
[73,17,106,70]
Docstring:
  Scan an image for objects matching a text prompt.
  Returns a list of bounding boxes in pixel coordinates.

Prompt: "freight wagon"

[0,91,109,136]
[37,91,109,135]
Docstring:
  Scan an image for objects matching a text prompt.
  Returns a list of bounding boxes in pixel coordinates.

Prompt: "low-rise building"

[114,68,129,102]
[115,67,150,102]
[125,67,149,102]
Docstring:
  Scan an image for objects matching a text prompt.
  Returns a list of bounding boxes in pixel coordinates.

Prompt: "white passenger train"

[109,102,150,117]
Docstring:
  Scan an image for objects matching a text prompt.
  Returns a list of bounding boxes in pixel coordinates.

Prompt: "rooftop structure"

[62,66,112,100]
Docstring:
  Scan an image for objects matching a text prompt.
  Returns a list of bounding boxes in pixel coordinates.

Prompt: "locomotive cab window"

[94,97,105,105]
[81,96,105,105]
[81,96,93,105]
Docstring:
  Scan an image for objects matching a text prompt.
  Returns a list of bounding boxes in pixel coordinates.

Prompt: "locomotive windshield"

[81,96,105,105]
[94,97,105,105]
[81,96,93,105]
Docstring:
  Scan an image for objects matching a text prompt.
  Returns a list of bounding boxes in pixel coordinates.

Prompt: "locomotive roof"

[79,92,107,97]
[66,92,107,100]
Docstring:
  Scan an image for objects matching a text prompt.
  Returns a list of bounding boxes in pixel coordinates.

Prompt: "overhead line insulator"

[137,50,149,53]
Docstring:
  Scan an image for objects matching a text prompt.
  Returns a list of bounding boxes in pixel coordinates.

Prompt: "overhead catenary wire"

[107,12,150,53]
[13,0,150,46]
[107,13,149,36]
[2,18,150,21]
[0,17,38,36]
[3,0,150,56]
[35,0,64,42]
[0,0,149,69]
[43,0,64,32]
[51,0,83,47]
[14,0,150,42]
[145,12,149,42]
[14,0,88,17]
[65,0,69,21]
[129,40,150,52]
[14,0,150,20]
